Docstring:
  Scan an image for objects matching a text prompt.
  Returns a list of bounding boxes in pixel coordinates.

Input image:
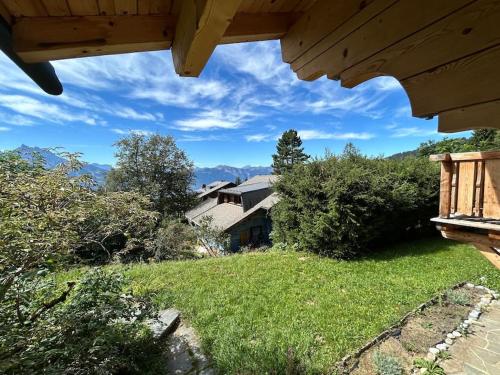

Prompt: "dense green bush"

[272,145,440,257]
[0,269,164,374]
[150,218,199,261]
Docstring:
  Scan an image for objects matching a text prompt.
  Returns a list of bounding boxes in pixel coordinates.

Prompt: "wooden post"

[439,156,453,218]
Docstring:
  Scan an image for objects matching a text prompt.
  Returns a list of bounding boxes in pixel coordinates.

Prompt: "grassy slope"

[62,238,499,373]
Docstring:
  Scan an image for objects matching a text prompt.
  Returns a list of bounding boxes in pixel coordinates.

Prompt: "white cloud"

[372,76,402,91]
[390,126,437,138]
[0,126,10,131]
[0,113,35,126]
[245,134,275,142]
[174,108,259,131]
[111,128,153,136]
[298,130,375,140]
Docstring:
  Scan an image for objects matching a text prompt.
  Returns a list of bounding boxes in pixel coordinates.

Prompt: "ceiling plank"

[97,0,115,15]
[13,15,176,62]
[294,0,472,81]
[341,0,500,88]
[41,0,71,16]
[172,0,243,77]
[114,0,137,15]
[13,12,291,62]
[67,0,99,16]
[401,44,500,118]
[281,0,376,63]
[0,1,13,24]
[438,100,500,133]
[3,0,48,17]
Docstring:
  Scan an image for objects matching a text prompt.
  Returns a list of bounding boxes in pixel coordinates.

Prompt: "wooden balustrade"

[430,151,500,269]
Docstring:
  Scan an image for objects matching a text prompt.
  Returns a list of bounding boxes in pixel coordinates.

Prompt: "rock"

[464,319,472,324]
[420,368,428,374]
[466,283,475,288]
[476,285,485,290]
[447,333,455,339]
[452,331,461,338]
[429,347,440,355]
[147,308,180,339]
[493,293,499,299]
[426,352,436,361]
[436,343,448,351]
[445,338,453,345]
[469,310,480,319]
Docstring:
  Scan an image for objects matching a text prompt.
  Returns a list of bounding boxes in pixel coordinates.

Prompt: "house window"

[240,230,250,245]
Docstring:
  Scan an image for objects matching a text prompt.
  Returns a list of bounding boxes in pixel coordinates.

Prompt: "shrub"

[150,218,199,261]
[446,289,471,306]
[272,145,439,257]
[0,269,164,374]
[372,351,403,375]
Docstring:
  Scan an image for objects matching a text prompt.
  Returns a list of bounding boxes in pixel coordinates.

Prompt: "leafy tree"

[106,133,196,217]
[272,129,309,174]
[0,152,163,374]
[417,129,500,157]
[196,216,230,257]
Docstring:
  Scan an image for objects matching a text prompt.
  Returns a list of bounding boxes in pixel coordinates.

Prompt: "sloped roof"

[185,197,218,221]
[190,193,280,231]
[219,175,277,195]
[240,175,278,186]
[197,181,234,199]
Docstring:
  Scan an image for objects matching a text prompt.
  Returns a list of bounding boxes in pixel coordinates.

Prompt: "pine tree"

[272,129,309,174]
[234,176,242,185]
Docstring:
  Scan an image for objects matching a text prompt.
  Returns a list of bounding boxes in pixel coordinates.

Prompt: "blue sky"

[0,40,468,167]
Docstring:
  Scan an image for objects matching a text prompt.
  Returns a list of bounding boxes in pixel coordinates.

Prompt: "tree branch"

[29,281,75,323]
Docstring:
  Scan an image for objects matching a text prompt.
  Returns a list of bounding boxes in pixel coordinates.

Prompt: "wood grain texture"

[483,159,500,219]
[456,162,476,216]
[14,15,175,62]
[341,0,500,88]
[67,0,99,16]
[41,0,71,16]
[402,44,500,117]
[439,99,500,133]
[439,161,453,218]
[172,0,243,76]
[3,0,48,17]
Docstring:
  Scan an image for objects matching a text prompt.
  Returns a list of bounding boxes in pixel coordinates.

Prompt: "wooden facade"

[430,151,500,268]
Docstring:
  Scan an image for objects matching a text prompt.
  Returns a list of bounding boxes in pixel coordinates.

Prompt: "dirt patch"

[345,285,489,374]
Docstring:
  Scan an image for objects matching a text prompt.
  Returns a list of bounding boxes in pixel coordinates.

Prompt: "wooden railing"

[430,151,500,220]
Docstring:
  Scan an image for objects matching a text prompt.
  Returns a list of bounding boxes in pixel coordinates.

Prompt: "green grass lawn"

[65,238,500,374]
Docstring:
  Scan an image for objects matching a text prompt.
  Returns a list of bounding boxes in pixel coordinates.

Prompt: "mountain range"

[10,145,272,188]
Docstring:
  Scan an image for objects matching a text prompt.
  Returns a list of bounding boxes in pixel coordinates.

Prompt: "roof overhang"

[1,0,499,133]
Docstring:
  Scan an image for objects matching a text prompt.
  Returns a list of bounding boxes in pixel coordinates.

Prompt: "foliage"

[101,238,499,374]
[445,289,471,306]
[0,151,94,301]
[0,268,163,374]
[234,176,242,185]
[196,216,231,256]
[76,191,159,263]
[413,358,445,375]
[150,218,199,261]
[272,144,440,257]
[272,129,310,175]
[105,133,197,217]
[372,351,403,375]
[417,129,500,157]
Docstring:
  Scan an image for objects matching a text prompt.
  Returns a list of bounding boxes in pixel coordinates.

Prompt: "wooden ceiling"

[0,0,499,133]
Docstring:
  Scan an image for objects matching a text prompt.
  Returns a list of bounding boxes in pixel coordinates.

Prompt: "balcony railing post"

[439,155,453,218]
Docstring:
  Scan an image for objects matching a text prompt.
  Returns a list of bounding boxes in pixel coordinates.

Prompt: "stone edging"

[334,281,481,374]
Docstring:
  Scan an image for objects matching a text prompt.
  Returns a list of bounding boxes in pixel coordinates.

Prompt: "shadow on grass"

[356,235,467,262]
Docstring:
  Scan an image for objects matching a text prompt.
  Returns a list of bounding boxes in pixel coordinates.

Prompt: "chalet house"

[186,175,279,251]
[196,181,236,200]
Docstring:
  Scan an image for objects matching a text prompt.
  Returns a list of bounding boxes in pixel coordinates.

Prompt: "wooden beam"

[438,100,500,133]
[401,44,500,118]
[13,12,295,62]
[3,0,48,17]
[430,151,500,162]
[222,12,300,44]
[172,0,242,77]
[474,243,500,270]
[340,0,500,89]
[441,229,500,248]
[281,0,377,63]
[13,15,176,62]
[292,0,471,81]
